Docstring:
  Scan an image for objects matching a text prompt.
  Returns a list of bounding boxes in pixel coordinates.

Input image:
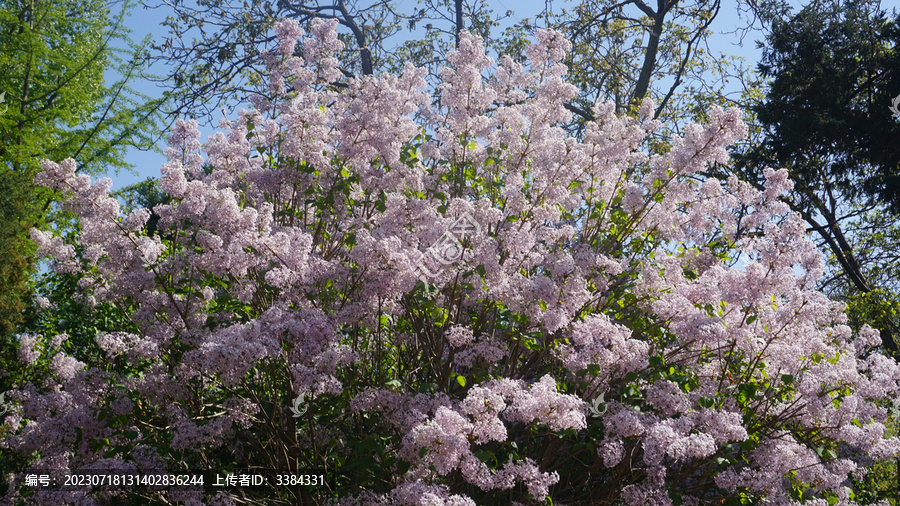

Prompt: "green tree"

[0,0,164,405]
[140,0,514,121]
[141,0,767,136]
[551,0,729,121]
[727,4,900,498]
[0,2,166,494]
[730,0,900,353]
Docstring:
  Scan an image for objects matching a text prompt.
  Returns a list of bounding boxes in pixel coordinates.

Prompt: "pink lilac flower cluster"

[7,18,900,505]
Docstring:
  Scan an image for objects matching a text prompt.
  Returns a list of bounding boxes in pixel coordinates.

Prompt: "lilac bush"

[5,19,900,505]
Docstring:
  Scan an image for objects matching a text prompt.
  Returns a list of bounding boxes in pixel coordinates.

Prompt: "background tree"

[0,0,164,475]
[142,0,766,137]
[141,0,514,123]
[729,0,900,353]
[724,4,900,497]
[551,0,726,122]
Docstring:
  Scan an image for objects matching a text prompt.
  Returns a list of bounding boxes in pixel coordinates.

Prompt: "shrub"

[4,20,900,505]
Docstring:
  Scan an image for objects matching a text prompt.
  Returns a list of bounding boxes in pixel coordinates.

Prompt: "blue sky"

[111,0,773,193]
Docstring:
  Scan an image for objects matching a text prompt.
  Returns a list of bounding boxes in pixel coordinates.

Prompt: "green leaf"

[473,450,495,465]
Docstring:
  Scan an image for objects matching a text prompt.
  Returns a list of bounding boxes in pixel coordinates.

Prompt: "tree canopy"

[0,0,164,450]
[730,0,900,355]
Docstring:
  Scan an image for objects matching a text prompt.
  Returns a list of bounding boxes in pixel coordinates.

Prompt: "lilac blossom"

[8,20,900,506]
